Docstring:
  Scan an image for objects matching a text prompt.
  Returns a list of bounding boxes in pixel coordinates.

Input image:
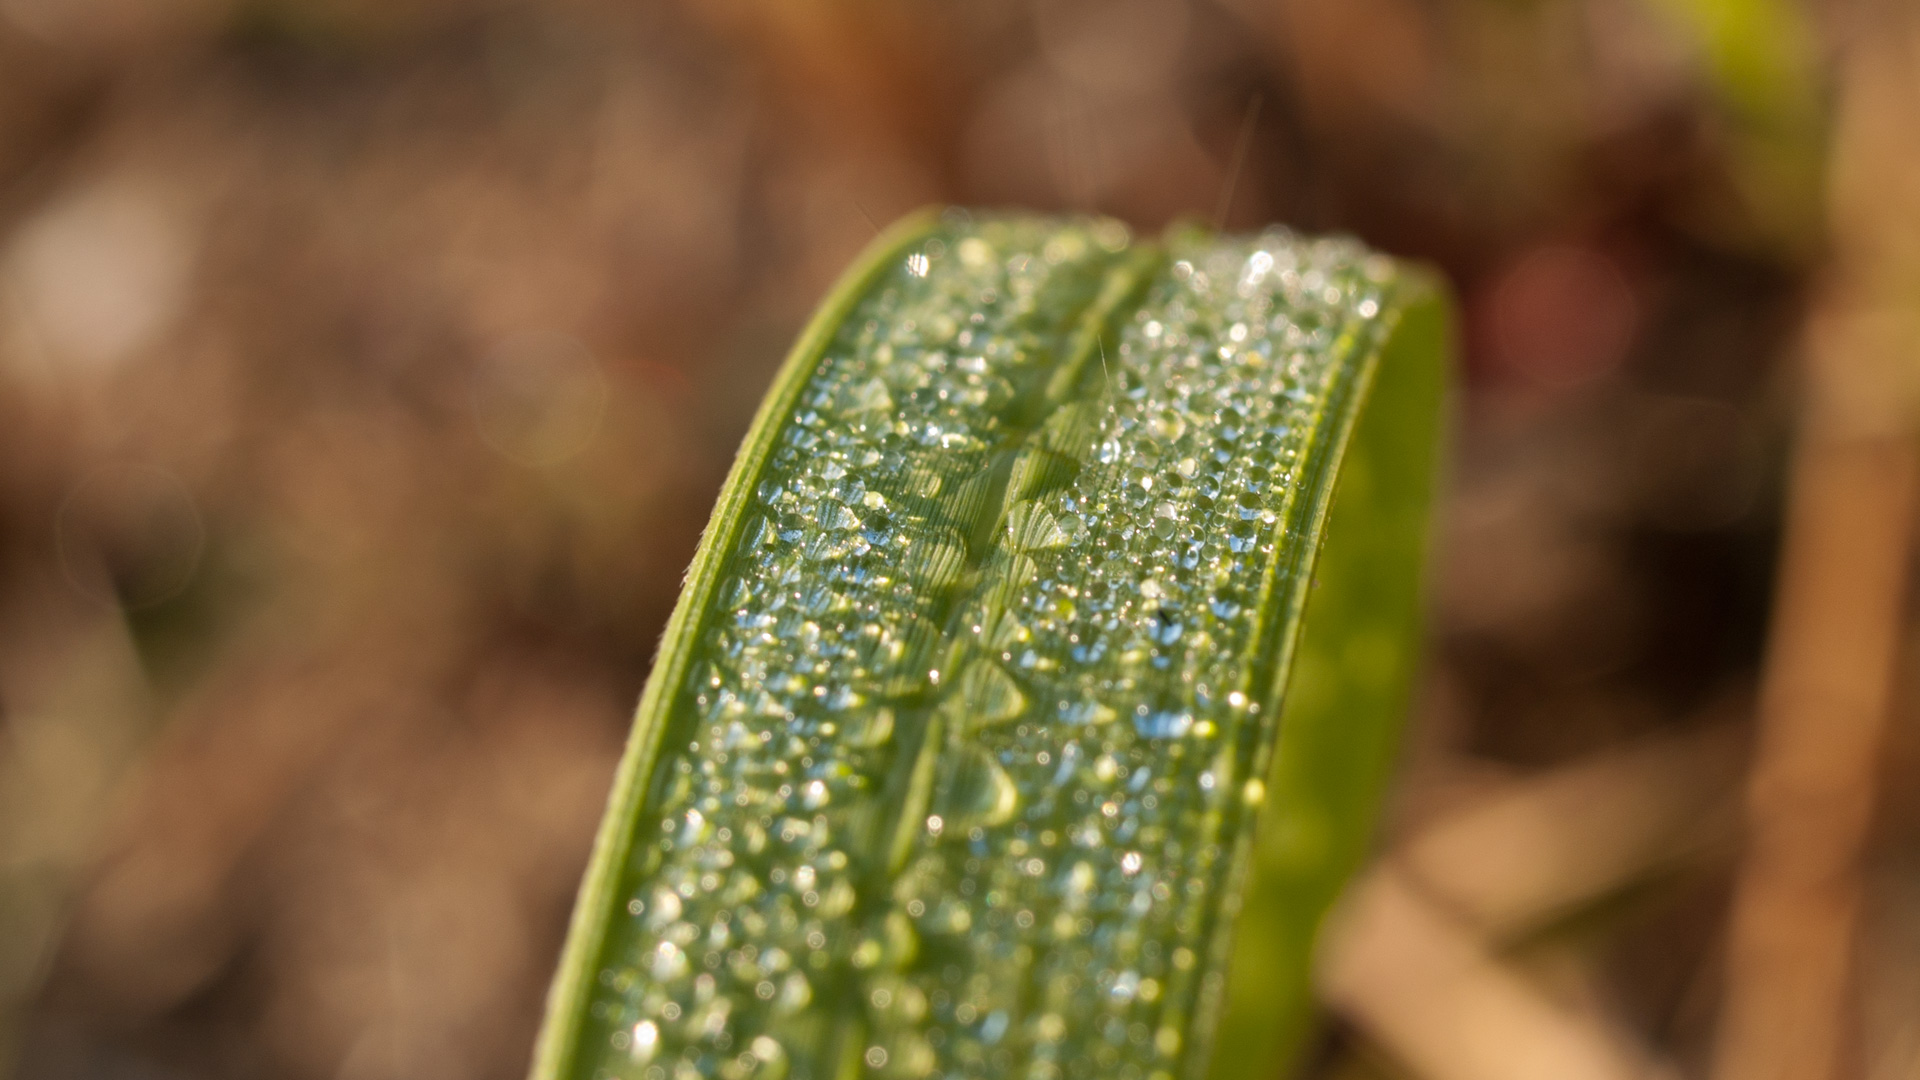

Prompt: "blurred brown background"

[1,1,1916,1079]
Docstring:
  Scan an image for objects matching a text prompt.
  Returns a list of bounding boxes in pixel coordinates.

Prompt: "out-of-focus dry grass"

[0,2,1911,1079]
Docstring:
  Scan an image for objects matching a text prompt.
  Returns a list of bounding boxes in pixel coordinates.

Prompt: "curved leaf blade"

[533,211,1449,1080]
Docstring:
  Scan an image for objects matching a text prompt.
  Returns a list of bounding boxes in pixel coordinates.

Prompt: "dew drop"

[942,745,1019,828]
[776,972,812,1013]
[1006,500,1071,551]
[1134,710,1194,739]
[1061,697,1118,726]
[629,1020,659,1063]
[951,661,1027,728]
[845,706,895,748]
[848,377,893,412]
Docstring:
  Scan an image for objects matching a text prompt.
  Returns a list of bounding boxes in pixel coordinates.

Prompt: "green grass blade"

[532,210,1450,1080]
[1205,277,1448,1079]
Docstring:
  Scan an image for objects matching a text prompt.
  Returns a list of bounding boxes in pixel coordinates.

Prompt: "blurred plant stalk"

[1321,724,1744,1080]
[0,547,153,1073]
[1713,5,1920,1079]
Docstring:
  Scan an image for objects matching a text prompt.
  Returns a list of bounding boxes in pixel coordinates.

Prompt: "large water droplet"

[776,972,812,1014]
[848,377,893,412]
[1134,710,1194,739]
[1061,697,1117,726]
[1005,500,1071,551]
[845,706,895,748]
[951,661,1027,728]
[629,1019,659,1063]
[942,744,1019,828]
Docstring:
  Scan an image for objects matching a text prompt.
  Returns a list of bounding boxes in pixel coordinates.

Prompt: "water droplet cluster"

[574,213,1401,1080]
